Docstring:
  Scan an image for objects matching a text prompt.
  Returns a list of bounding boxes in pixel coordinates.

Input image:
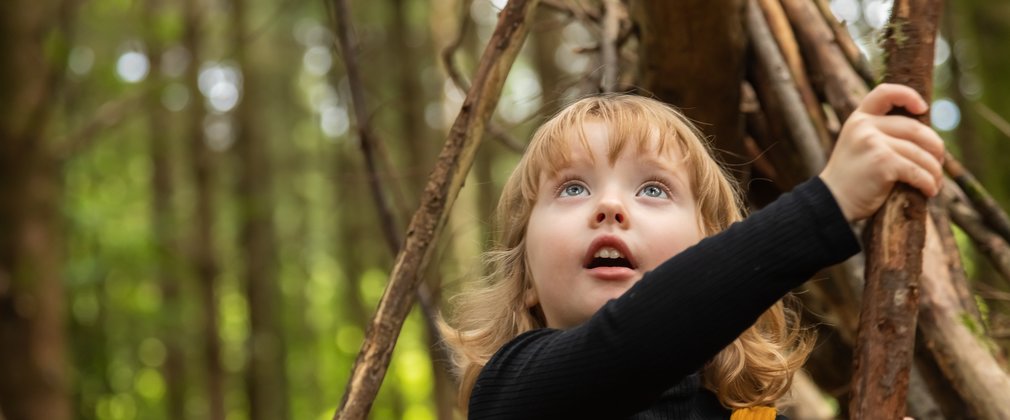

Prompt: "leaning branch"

[944,187,1010,287]
[334,1,541,418]
[440,1,526,153]
[918,210,1010,419]
[329,0,444,358]
[780,0,867,122]
[746,0,825,177]
[943,152,1010,244]
[849,1,942,418]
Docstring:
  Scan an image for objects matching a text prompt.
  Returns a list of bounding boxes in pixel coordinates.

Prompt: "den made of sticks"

[2,0,1010,419]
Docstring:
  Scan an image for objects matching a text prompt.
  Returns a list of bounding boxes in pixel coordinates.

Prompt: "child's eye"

[559,182,589,197]
[638,183,669,198]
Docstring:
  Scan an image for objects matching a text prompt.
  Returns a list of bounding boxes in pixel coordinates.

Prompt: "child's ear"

[523,283,539,308]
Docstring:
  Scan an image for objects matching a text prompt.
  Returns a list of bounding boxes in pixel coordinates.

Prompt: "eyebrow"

[638,156,678,172]
[637,156,692,190]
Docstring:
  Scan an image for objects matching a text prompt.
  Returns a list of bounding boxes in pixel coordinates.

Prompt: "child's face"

[525,121,704,329]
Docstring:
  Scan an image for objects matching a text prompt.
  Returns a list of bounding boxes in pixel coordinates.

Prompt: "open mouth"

[585,247,635,269]
[582,236,638,270]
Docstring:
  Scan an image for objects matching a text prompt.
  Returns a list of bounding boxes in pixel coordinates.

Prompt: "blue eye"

[559,183,589,197]
[638,184,668,198]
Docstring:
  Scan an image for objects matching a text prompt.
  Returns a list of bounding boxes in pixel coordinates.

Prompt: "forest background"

[1,0,1009,419]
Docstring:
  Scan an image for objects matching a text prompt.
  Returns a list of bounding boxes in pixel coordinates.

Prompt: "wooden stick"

[331,0,402,257]
[756,0,832,149]
[746,0,825,177]
[329,0,443,359]
[945,188,1010,287]
[779,0,867,122]
[918,210,1010,419]
[783,0,1008,248]
[333,0,540,418]
[440,1,526,153]
[849,1,943,418]
[944,152,1010,244]
[813,0,876,85]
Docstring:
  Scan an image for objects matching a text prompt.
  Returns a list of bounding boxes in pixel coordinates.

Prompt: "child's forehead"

[544,123,686,174]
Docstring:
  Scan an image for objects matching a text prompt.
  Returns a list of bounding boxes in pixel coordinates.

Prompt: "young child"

[440,84,945,419]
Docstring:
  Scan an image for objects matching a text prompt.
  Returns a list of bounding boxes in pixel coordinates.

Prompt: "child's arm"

[820,83,945,222]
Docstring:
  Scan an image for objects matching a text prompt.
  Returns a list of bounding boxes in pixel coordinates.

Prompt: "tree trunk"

[182,0,225,417]
[850,2,942,418]
[231,0,289,418]
[144,2,187,418]
[0,1,70,418]
[631,0,748,185]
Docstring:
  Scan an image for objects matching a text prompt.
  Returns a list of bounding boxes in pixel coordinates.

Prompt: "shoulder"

[479,328,560,374]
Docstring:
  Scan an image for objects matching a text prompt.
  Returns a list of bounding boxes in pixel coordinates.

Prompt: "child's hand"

[819,83,946,222]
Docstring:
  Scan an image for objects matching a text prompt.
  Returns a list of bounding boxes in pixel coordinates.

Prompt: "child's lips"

[585,266,637,281]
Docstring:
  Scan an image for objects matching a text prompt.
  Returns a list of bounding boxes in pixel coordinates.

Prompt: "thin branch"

[813,0,876,85]
[756,0,832,148]
[334,0,541,418]
[944,152,1010,244]
[975,283,1010,302]
[746,0,826,176]
[975,101,1010,141]
[330,0,401,255]
[440,0,526,153]
[780,0,868,122]
[944,186,1010,287]
[328,0,445,388]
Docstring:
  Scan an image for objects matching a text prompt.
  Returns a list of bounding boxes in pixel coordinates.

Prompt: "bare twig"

[944,188,1010,287]
[334,0,541,417]
[975,102,1010,141]
[328,0,445,389]
[441,0,526,153]
[331,0,401,255]
[944,152,1010,244]
[813,0,876,85]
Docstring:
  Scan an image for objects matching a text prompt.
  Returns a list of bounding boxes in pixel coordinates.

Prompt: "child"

[440,84,944,419]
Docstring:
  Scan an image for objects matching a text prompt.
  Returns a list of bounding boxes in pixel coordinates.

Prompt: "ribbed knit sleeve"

[468,177,861,419]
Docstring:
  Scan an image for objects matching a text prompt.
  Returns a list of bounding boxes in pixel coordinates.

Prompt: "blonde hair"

[439,94,812,411]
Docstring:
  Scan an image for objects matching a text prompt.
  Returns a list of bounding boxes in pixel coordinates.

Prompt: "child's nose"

[593,200,627,226]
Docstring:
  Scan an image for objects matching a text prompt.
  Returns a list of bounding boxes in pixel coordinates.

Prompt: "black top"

[468,177,861,419]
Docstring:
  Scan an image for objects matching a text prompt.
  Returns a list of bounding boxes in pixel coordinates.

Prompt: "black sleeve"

[468,177,861,419]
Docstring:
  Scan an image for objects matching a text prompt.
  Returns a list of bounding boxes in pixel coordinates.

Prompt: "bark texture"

[849,1,943,418]
[0,1,70,419]
[632,0,749,185]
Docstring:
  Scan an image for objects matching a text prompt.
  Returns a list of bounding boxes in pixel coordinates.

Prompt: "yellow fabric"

[730,406,777,420]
